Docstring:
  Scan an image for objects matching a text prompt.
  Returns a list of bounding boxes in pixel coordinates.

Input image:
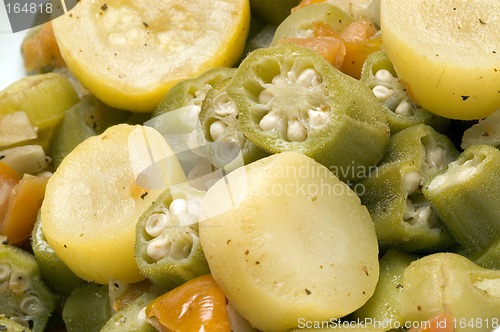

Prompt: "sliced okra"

[153,67,236,117]
[31,215,85,296]
[100,292,156,332]
[199,78,269,170]
[0,317,29,332]
[62,283,111,332]
[400,253,500,327]
[423,145,500,253]
[361,51,449,133]
[227,43,390,182]
[135,184,210,290]
[466,238,500,270]
[461,109,500,149]
[0,243,56,332]
[359,124,459,252]
[353,249,417,327]
[250,0,300,26]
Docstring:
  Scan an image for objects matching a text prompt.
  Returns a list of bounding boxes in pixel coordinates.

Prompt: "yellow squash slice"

[380,0,500,120]
[41,124,186,284]
[52,0,250,112]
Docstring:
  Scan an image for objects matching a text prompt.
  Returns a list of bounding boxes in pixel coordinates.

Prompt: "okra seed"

[395,99,414,116]
[307,109,329,128]
[259,112,280,132]
[145,213,170,238]
[374,69,395,82]
[297,68,322,88]
[258,89,274,106]
[9,271,29,294]
[372,85,395,102]
[0,262,11,282]
[216,136,241,164]
[146,237,171,261]
[287,120,308,142]
[209,121,228,141]
[213,92,237,117]
[169,198,188,217]
[19,295,42,316]
[402,170,422,195]
[170,235,193,260]
[186,105,202,125]
[403,198,416,221]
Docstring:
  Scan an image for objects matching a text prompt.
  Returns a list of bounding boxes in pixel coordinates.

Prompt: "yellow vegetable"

[41,124,186,284]
[52,0,250,112]
[199,151,379,331]
[380,0,500,120]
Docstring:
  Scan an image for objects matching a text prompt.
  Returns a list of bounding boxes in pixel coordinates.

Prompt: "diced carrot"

[21,22,66,74]
[341,35,382,79]
[339,20,377,43]
[0,174,49,245]
[408,312,455,332]
[312,21,339,38]
[279,37,346,69]
[0,162,21,224]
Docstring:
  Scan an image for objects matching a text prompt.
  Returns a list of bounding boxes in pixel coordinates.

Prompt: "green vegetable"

[0,73,79,150]
[270,3,353,46]
[249,0,300,26]
[49,95,130,169]
[227,43,390,182]
[0,243,56,332]
[100,292,156,332]
[466,238,500,270]
[461,109,500,149]
[31,215,85,296]
[199,78,269,170]
[400,253,500,332]
[353,249,417,327]
[153,67,236,117]
[135,184,210,290]
[62,283,111,332]
[0,317,29,332]
[360,124,459,252]
[423,145,500,254]
[360,51,449,133]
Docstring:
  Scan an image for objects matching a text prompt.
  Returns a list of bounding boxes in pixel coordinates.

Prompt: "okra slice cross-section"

[361,51,449,133]
[135,184,210,290]
[423,145,500,254]
[360,124,459,252]
[0,243,56,332]
[199,78,269,170]
[227,43,390,181]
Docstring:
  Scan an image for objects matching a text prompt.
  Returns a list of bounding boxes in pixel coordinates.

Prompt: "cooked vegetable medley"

[0,0,499,331]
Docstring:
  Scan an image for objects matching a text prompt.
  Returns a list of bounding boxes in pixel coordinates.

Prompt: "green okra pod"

[0,243,56,332]
[360,124,459,252]
[31,215,85,296]
[0,317,29,332]
[361,51,449,134]
[153,67,236,117]
[199,78,269,170]
[353,249,417,326]
[461,109,500,149]
[423,144,500,253]
[227,43,390,182]
[100,292,156,332]
[135,184,210,290]
[62,283,111,332]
